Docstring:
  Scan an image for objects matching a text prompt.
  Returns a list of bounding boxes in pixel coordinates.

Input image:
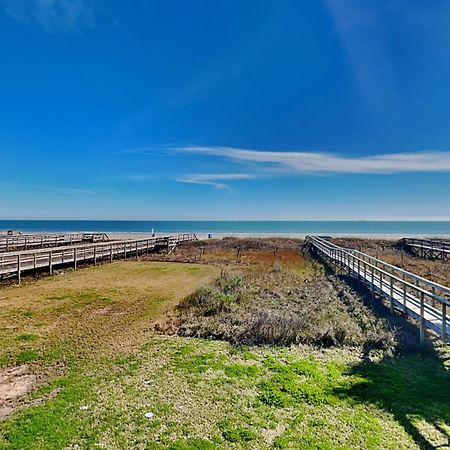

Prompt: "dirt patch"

[0,365,37,420]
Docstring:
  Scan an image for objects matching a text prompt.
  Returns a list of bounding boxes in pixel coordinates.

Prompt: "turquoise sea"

[1,220,450,236]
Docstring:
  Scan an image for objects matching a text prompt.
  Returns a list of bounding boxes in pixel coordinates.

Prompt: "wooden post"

[124,243,127,260]
[403,284,407,312]
[17,254,21,284]
[110,244,113,262]
[94,246,97,265]
[136,241,139,259]
[389,277,394,313]
[74,248,77,269]
[357,258,360,282]
[370,266,374,298]
[41,236,44,249]
[25,237,28,250]
[442,303,447,340]
[379,271,383,297]
[33,253,37,269]
[419,291,425,344]
[49,250,53,275]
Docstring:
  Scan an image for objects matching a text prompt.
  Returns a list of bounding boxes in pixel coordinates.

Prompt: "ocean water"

[1,220,450,237]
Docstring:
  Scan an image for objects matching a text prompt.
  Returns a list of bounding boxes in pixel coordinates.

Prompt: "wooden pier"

[305,236,450,343]
[0,232,109,252]
[398,237,450,262]
[0,233,197,283]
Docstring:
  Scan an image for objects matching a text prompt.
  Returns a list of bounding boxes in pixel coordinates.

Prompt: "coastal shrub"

[168,264,398,352]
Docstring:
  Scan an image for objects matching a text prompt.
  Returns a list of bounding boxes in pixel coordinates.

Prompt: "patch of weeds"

[258,358,338,407]
[273,431,337,449]
[15,334,39,343]
[257,380,293,407]
[174,352,227,374]
[16,350,38,364]
[1,370,97,449]
[0,354,12,368]
[241,348,258,361]
[167,438,217,450]
[219,420,257,444]
[109,355,142,377]
[20,311,33,318]
[179,274,243,317]
[42,348,65,364]
[224,363,261,378]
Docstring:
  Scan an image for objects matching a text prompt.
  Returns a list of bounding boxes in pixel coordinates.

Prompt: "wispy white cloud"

[176,173,257,189]
[178,145,450,175]
[0,181,94,194]
[1,0,94,32]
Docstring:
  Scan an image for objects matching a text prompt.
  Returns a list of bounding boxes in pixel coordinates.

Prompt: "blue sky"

[1,0,450,220]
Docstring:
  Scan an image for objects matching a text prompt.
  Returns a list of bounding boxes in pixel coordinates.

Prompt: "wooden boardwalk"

[0,233,197,283]
[305,236,450,343]
[0,232,109,252]
[398,237,450,262]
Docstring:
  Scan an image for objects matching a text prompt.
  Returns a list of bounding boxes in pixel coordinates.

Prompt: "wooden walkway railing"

[0,232,109,252]
[0,233,197,283]
[398,237,450,262]
[305,236,450,343]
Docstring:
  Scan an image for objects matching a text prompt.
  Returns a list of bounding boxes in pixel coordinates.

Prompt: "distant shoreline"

[106,232,450,241]
[1,220,450,239]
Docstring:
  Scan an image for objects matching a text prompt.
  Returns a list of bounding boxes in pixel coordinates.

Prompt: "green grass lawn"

[1,336,449,449]
[0,259,449,449]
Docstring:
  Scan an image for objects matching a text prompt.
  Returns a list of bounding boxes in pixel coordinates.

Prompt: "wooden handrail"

[305,235,450,343]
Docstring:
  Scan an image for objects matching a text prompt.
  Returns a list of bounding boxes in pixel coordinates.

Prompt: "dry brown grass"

[162,268,397,352]
[0,261,219,419]
[145,237,309,272]
[334,237,450,287]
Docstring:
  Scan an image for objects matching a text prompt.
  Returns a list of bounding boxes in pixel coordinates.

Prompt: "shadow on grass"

[316,262,450,448]
[334,345,450,449]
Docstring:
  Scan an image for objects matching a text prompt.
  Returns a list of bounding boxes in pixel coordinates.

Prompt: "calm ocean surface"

[1,220,450,236]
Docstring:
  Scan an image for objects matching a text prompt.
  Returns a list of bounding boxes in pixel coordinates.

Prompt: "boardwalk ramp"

[305,236,450,343]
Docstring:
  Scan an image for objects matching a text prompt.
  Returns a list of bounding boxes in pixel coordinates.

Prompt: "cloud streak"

[176,173,257,189]
[179,145,450,176]
[1,0,94,33]
[0,181,94,194]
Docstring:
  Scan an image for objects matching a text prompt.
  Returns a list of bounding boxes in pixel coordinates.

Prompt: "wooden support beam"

[420,291,425,343]
[17,254,21,284]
